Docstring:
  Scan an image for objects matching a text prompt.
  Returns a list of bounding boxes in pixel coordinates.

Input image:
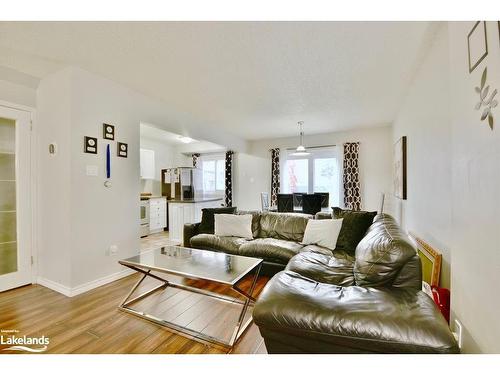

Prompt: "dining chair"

[314,192,330,208]
[302,194,322,215]
[261,192,270,211]
[293,193,304,208]
[277,194,294,212]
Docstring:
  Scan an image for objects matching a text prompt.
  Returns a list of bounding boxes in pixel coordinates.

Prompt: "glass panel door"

[0,106,32,292]
[0,117,17,276]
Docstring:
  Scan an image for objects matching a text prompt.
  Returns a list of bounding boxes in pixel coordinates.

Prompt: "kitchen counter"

[167,197,223,203]
[140,195,164,200]
[168,198,224,242]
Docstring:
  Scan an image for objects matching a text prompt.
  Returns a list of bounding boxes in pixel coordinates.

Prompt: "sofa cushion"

[354,213,417,287]
[301,218,343,250]
[258,212,311,242]
[332,207,377,254]
[237,210,261,238]
[189,233,248,255]
[198,207,237,234]
[214,214,253,239]
[239,238,305,264]
[253,271,459,354]
[286,250,355,286]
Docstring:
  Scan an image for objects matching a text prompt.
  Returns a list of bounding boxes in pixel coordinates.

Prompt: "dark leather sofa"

[184,211,459,354]
[184,211,315,275]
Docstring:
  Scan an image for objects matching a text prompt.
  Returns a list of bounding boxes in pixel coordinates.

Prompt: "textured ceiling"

[140,122,224,152]
[0,21,432,140]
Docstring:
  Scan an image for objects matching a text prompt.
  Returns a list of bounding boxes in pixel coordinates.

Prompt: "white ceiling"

[140,122,224,153]
[0,21,433,140]
[140,123,199,144]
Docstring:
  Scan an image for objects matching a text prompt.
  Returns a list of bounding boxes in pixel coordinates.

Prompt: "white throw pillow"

[301,219,343,250]
[214,214,254,239]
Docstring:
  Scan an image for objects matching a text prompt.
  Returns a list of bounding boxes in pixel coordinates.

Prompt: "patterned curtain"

[270,148,280,207]
[224,151,234,207]
[192,153,201,168]
[343,142,361,210]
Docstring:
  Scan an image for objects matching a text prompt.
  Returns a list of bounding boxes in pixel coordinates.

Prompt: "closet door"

[0,106,32,292]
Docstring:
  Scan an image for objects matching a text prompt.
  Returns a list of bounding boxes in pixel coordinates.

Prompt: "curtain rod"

[284,144,337,151]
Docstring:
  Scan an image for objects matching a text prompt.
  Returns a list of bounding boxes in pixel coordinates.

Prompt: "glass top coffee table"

[118,246,263,350]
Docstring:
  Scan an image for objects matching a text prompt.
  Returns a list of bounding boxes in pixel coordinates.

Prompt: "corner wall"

[392,23,452,289]
[394,21,500,353]
[36,67,247,290]
[36,68,73,287]
[448,21,500,353]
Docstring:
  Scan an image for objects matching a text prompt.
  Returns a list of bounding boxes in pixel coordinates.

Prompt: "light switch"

[86,165,98,176]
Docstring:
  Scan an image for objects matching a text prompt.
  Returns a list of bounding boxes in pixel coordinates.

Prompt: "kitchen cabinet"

[168,198,223,243]
[149,197,166,233]
[140,148,155,179]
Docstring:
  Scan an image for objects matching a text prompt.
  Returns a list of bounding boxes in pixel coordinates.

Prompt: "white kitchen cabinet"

[140,148,155,179]
[149,197,166,233]
[168,199,223,243]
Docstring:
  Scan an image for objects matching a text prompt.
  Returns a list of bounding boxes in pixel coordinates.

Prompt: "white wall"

[36,66,247,289]
[448,21,500,353]
[392,24,452,289]
[235,126,393,211]
[35,68,72,287]
[234,152,270,210]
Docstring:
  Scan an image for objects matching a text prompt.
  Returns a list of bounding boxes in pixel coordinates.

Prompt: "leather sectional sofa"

[184,211,459,354]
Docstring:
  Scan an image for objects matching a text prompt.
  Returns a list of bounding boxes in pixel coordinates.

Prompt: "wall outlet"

[109,245,118,255]
[453,319,463,349]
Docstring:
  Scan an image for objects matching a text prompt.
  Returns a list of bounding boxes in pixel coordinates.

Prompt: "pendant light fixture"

[291,121,310,156]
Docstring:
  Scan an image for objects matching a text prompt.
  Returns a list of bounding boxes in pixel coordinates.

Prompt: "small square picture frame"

[84,136,98,154]
[117,142,128,158]
[467,21,488,74]
[103,123,115,140]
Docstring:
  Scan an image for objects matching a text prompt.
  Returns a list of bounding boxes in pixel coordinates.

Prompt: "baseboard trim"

[37,268,136,297]
[36,277,73,297]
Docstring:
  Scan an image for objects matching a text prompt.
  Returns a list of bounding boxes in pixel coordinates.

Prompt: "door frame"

[0,99,38,287]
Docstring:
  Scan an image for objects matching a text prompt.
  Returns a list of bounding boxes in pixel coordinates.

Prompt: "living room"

[1,0,500,373]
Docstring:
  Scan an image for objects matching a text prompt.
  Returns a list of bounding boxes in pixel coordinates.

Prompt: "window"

[281,147,341,207]
[200,154,225,197]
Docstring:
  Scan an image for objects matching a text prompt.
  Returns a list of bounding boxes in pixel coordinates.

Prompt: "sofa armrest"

[183,222,201,247]
[253,271,459,354]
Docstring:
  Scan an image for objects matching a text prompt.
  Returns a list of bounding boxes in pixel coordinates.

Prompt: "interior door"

[0,105,32,292]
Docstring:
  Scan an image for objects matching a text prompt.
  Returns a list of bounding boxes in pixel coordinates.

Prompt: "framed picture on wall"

[103,123,115,140]
[84,136,98,154]
[409,232,442,287]
[393,136,407,200]
[467,21,488,73]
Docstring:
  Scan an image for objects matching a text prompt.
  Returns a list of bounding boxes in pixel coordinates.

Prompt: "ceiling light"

[291,121,310,156]
[178,136,195,144]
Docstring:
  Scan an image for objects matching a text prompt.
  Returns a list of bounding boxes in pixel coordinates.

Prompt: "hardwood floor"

[140,231,180,252]
[0,272,270,354]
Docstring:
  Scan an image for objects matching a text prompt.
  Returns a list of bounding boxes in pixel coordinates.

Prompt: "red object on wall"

[432,286,451,323]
